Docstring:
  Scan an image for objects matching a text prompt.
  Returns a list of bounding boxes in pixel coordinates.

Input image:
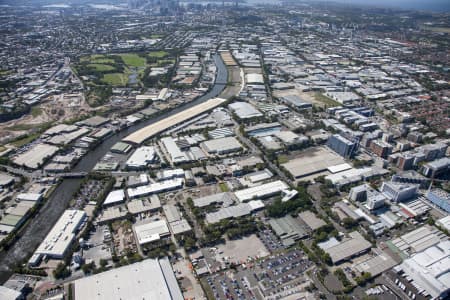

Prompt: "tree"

[53,263,71,279]
[99,259,108,268]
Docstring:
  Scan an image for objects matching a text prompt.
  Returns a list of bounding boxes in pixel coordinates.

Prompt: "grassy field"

[6,122,52,132]
[148,51,169,58]
[314,92,341,108]
[118,53,146,67]
[102,73,128,86]
[87,64,116,72]
[219,182,229,192]
[11,132,41,147]
[277,155,289,164]
[31,106,43,117]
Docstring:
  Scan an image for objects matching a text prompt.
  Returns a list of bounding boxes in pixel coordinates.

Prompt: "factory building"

[34,210,86,260]
[73,258,183,300]
[398,241,450,300]
[125,146,158,169]
[200,136,243,155]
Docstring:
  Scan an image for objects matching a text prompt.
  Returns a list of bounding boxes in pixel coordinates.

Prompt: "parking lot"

[82,225,112,266]
[202,248,312,300]
[257,229,285,253]
[72,178,109,210]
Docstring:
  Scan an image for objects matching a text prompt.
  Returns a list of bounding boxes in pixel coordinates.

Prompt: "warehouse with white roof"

[34,209,86,259]
[234,180,289,202]
[133,219,171,248]
[125,146,158,169]
[398,240,450,300]
[73,258,183,300]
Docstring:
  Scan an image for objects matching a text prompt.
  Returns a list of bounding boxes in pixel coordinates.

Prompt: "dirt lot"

[216,234,269,264]
[0,93,92,145]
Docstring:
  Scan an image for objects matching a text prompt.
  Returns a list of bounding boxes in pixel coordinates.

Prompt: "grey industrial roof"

[322,231,372,263]
[281,147,345,179]
[269,215,308,244]
[193,192,234,208]
[298,211,326,231]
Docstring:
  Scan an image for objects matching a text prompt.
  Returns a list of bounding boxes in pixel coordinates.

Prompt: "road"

[308,269,336,300]
[233,124,293,185]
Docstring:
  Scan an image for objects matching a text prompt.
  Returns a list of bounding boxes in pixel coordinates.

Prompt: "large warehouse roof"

[35,209,86,258]
[234,180,289,202]
[127,179,183,199]
[400,241,450,299]
[281,147,345,179]
[74,258,183,300]
[125,146,157,169]
[228,102,263,119]
[200,136,243,154]
[123,98,226,144]
[13,143,59,169]
[319,231,371,264]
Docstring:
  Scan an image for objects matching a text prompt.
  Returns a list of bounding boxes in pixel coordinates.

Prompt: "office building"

[381,182,418,203]
[326,134,358,158]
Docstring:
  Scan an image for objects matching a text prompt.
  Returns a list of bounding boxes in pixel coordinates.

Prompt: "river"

[0,54,227,284]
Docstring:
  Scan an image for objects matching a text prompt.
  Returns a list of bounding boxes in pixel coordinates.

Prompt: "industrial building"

[398,241,450,300]
[318,231,372,264]
[127,195,161,215]
[157,169,185,181]
[13,143,59,169]
[326,134,358,158]
[353,249,398,277]
[193,192,234,208]
[298,211,326,231]
[234,180,289,202]
[161,137,189,164]
[103,190,125,207]
[163,204,192,237]
[228,102,263,119]
[133,219,171,249]
[125,146,158,169]
[281,147,345,179]
[34,210,86,259]
[123,98,226,144]
[269,215,308,247]
[280,95,312,110]
[389,225,447,257]
[274,131,308,148]
[200,136,243,155]
[110,142,132,154]
[73,258,183,300]
[127,179,183,199]
[205,200,264,224]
